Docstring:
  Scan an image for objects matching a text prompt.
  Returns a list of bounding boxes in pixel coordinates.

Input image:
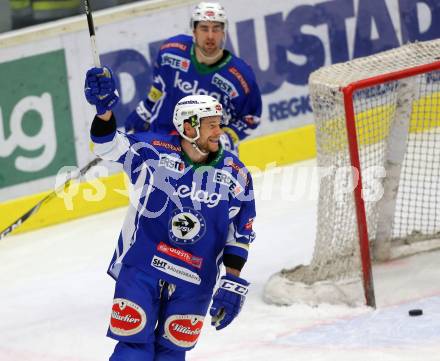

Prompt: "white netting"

[265,39,440,306]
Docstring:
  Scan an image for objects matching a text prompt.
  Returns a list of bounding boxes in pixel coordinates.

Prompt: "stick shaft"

[0,158,102,240]
[84,0,101,67]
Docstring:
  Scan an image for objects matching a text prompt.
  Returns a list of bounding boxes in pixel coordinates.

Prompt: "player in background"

[124,1,262,155]
[85,66,256,361]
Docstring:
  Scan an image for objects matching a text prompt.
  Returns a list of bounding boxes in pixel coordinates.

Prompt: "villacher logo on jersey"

[109,298,147,336]
[164,314,204,348]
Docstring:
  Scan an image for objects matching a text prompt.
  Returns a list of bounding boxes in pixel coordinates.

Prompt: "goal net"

[264,39,440,307]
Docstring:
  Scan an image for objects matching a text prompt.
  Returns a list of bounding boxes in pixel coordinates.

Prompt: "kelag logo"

[0,50,76,188]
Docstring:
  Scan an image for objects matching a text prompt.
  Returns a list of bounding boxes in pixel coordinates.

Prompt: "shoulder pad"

[150,134,182,154]
[160,34,192,53]
[223,155,251,186]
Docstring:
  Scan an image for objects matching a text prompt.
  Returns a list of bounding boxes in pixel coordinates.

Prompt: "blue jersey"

[92,129,256,291]
[144,35,262,143]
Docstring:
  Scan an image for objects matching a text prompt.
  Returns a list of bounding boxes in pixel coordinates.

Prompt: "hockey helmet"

[190,2,228,31]
[173,95,223,142]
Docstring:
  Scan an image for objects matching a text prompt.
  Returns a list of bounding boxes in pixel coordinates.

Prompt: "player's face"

[193,21,225,56]
[196,115,223,153]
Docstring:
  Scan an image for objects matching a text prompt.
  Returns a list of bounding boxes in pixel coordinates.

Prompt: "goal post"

[264,39,440,307]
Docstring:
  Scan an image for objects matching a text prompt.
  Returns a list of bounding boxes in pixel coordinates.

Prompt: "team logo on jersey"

[164,314,204,348]
[214,169,243,197]
[159,154,185,173]
[157,242,203,268]
[151,256,201,284]
[169,207,206,245]
[109,298,147,336]
[161,54,190,72]
[212,73,239,98]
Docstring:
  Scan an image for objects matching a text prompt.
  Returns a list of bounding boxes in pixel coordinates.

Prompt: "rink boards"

[1,0,439,235]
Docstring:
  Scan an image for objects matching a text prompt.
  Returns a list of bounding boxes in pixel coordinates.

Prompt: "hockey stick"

[85,0,112,80]
[0,1,107,240]
[84,0,101,68]
[0,158,102,240]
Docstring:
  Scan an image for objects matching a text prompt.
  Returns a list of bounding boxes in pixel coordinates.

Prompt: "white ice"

[1,160,440,361]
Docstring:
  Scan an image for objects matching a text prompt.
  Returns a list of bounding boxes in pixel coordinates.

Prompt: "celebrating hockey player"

[85,66,256,361]
[124,1,262,154]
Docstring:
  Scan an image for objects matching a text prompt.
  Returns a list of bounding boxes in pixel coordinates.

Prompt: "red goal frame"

[342,60,440,308]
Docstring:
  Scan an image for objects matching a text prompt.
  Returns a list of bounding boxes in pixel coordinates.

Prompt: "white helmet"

[173,95,223,143]
[190,2,228,31]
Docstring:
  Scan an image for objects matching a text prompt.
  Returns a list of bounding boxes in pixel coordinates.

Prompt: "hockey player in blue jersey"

[124,2,262,154]
[85,66,256,361]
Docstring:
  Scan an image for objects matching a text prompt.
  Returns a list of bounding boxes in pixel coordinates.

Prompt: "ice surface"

[1,160,439,361]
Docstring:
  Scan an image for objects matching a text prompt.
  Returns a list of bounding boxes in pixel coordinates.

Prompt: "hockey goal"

[264,39,440,307]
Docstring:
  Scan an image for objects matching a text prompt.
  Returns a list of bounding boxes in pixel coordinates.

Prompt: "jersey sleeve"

[223,66,262,143]
[222,167,256,264]
[140,52,167,117]
[90,114,146,183]
[140,36,189,119]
